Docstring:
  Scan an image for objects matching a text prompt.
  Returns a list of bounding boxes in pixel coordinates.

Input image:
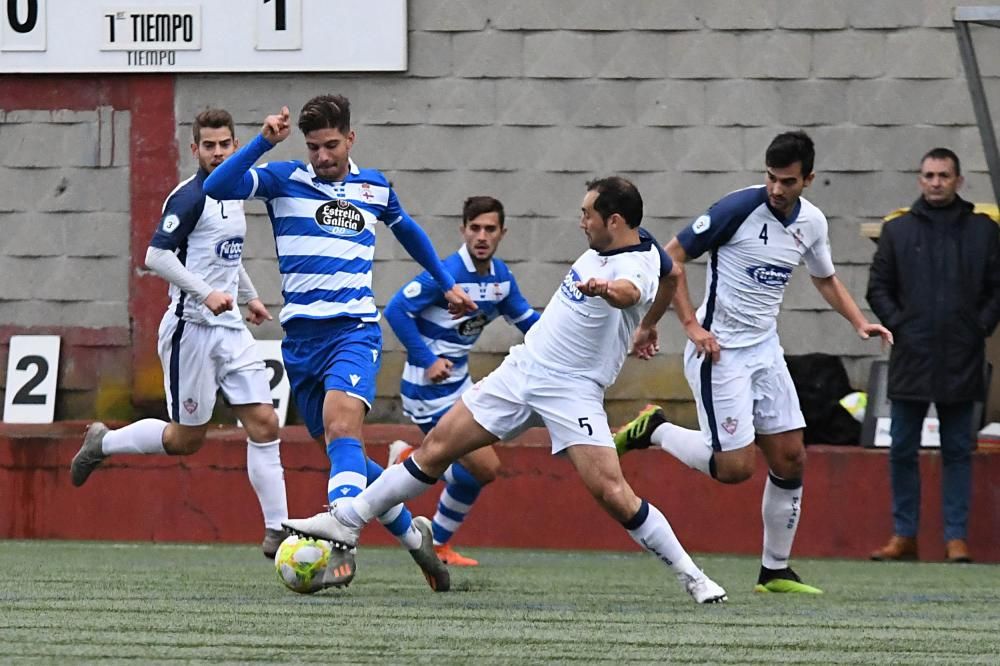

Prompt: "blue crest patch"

[560,269,585,302]
[746,264,791,287]
[215,236,244,261]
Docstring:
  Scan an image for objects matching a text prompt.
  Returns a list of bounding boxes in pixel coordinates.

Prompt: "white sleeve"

[144,246,214,303]
[803,217,836,278]
[615,251,659,303]
[237,264,259,304]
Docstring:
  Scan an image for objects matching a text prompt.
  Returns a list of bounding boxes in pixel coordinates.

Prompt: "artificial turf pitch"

[1,540,997,664]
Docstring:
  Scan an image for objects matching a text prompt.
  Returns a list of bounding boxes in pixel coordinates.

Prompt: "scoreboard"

[0,0,407,72]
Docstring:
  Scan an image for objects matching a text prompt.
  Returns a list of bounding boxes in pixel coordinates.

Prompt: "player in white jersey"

[384,196,540,566]
[70,110,290,558]
[615,131,892,593]
[284,177,730,603]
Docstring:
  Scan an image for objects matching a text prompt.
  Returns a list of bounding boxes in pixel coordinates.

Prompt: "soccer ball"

[274,534,331,594]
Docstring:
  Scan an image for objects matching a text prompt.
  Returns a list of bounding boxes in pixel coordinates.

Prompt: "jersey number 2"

[758,224,769,244]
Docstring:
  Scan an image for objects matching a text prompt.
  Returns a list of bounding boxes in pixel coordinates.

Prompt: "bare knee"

[163,424,207,455]
[323,416,358,443]
[242,407,279,443]
[586,475,636,522]
[473,459,500,485]
[769,446,806,479]
[712,451,756,484]
[414,431,456,478]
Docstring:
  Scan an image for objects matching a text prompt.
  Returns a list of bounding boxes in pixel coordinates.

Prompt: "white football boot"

[283,500,362,551]
[678,570,728,604]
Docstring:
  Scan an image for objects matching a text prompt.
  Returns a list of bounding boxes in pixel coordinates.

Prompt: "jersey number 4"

[758,224,769,244]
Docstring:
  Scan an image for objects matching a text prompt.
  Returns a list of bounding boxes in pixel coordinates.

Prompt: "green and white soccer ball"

[274,534,331,594]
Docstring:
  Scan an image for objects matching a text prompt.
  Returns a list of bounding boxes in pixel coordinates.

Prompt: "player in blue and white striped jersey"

[615,132,892,595]
[384,196,540,566]
[205,95,475,591]
[71,109,289,558]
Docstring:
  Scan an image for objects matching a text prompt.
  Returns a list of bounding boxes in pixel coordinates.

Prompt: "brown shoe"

[870,535,918,561]
[945,539,972,563]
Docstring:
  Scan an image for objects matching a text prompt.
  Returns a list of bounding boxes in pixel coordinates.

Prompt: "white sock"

[246,439,288,530]
[651,422,712,476]
[761,472,802,570]
[625,500,699,578]
[337,460,437,528]
[101,419,167,455]
[376,504,422,550]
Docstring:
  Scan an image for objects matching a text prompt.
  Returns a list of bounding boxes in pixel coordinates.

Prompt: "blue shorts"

[282,318,382,438]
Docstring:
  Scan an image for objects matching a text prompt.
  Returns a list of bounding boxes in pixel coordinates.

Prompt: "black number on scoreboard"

[7,0,38,33]
[12,355,48,405]
[263,0,287,31]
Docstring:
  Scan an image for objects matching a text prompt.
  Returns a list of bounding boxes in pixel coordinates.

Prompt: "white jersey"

[149,169,247,329]
[677,186,835,348]
[521,237,661,388]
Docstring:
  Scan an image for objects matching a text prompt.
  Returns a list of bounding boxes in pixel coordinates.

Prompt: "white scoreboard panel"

[0,0,407,72]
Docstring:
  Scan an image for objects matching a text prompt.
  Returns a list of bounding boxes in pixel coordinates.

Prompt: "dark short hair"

[298,94,351,135]
[766,130,815,177]
[585,176,643,229]
[921,147,962,177]
[192,109,234,143]
[462,196,505,227]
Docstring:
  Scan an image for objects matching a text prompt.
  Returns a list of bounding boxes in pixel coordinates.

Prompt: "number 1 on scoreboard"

[256,0,301,51]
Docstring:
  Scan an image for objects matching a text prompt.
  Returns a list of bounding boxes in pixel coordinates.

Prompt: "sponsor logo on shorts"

[721,416,739,435]
[746,264,791,287]
[457,312,489,337]
[559,269,585,302]
[315,199,366,237]
[215,236,244,262]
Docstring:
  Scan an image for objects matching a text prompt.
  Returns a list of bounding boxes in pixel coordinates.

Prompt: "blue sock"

[432,461,482,545]
[365,457,414,538]
[326,437,367,501]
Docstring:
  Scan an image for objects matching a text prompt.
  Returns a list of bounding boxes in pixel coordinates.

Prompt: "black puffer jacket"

[866,195,1000,403]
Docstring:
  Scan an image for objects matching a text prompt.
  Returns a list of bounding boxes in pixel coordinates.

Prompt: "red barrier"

[2,422,998,562]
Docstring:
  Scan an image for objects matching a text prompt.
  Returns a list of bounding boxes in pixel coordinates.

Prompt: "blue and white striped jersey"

[149,169,247,329]
[385,244,539,426]
[245,155,406,325]
[677,186,835,349]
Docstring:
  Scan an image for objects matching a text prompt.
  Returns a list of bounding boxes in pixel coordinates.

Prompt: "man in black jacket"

[867,147,1000,563]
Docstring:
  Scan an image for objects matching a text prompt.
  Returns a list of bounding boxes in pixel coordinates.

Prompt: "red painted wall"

[3,423,998,562]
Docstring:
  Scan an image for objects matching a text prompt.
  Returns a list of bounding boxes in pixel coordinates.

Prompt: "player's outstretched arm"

[203,107,288,201]
[666,237,720,362]
[811,274,893,347]
[632,264,681,360]
[237,264,272,325]
[388,215,476,317]
[384,288,440,369]
[576,277,640,308]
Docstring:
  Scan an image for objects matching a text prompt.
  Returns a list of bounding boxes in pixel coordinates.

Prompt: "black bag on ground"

[784,353,861,445]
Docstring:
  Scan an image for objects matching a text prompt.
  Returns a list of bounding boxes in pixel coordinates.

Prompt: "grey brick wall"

[0,109,131,328]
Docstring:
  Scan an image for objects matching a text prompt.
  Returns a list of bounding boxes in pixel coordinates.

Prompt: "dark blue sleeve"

[384,272,442,368]
[148,182,205,251]
[204,134,275,200]
[387,200,456,292]
[638,228,673,277]
[676,186,767,259]
[497,270,540,334]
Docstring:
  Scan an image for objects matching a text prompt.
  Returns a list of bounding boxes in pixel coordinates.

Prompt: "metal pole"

[954,16,1000,205]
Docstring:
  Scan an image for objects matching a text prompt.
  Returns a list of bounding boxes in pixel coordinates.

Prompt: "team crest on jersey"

[746,264,791,287]
[692,215,711,234]
[215,236,244,262]
[315,199,366,237]
[458,311,489,337]
[560,269,585,302]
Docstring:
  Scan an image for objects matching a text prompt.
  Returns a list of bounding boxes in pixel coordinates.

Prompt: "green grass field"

[1,540,997,664]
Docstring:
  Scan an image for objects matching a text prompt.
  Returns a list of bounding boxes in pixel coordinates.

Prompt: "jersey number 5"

[759,224,769,245]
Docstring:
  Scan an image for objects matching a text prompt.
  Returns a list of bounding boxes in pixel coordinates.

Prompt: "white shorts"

[684,335,805,452]
[461,347,613,454]
[158,313,271,426]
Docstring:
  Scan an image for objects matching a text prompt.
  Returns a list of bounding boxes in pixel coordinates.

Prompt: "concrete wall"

[3,0,999,426]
